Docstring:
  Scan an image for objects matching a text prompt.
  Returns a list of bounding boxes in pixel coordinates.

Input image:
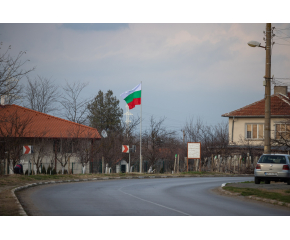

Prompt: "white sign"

[23,145,33,154]
[187,142,201,159]
[122,145,129,153]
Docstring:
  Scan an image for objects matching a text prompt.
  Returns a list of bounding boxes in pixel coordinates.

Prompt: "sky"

[1,3,290,140]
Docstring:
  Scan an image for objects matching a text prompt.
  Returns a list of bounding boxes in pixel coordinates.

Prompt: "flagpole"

[140,81,142,173]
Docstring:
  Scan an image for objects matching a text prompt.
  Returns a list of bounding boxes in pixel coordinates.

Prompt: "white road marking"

[118,185,191,216]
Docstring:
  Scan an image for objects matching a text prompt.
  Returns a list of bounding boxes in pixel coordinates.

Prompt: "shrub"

[41,166,46,174]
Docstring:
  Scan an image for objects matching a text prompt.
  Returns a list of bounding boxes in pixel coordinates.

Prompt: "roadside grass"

[223,186,290,203]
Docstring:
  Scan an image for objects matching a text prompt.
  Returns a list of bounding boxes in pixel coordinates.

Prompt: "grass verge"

[223,186,290,203]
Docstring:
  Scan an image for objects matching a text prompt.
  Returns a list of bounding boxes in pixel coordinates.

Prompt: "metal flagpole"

[140,81,142,173]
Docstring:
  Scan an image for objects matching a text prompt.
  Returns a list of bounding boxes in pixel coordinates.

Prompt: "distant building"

[0,104,101,174]
[222,86,290,152]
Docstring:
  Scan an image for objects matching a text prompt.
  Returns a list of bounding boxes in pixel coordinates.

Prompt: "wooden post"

[174,155,176,173]
[177,154,179,173]
[68,157,70,174]
[211,154,214,172]
[102,156,104,174]
[239,155,242,174]
[234,155,236,173]
[186,157,188,172]
[5,158,8,175]
[199,158,201,172]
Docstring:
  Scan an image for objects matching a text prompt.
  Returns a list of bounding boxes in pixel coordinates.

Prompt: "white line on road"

[118,187,191,216]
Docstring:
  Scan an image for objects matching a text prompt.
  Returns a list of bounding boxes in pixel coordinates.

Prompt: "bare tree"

[30,138,50,174]
[183,118,229,171]
[75,138,93,174]
[0,42,35,103]
[142,116,176,168]
[60,81,90,125]
[23,75,59,114]
[0,107,33,172]
[53,138,75,174]
[271,120,290,151]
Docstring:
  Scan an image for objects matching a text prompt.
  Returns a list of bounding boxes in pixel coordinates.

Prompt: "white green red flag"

[120,83,141,109]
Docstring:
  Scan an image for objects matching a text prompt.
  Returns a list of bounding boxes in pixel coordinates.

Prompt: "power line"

[275,27,290,30]
[275,43,290,46]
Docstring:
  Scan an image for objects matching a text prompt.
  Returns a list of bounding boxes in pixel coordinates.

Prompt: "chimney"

[1,95,6,105]
[274,86,288,95]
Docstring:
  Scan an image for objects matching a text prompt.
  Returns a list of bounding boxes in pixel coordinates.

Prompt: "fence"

[0,154,260,175]
[191,155,259,174]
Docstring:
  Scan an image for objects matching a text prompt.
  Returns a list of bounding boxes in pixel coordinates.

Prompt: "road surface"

[18,177,290,216]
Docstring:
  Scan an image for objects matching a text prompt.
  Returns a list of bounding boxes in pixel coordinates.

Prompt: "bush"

[47,166,52,174]
[41,166,46,174]
[24,170,35,175]
[58,169,68,174]
[51,168,57,175]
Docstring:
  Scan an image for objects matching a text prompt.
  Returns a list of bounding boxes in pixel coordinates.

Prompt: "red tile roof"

[222,92,290,117]
[0,104,101,139]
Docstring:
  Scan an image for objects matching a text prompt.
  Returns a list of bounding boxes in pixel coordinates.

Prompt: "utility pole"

[264,23,272,154]
[182,130,185,145]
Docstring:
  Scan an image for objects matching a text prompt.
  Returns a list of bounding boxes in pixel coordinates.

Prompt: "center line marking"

[118,188,191,216]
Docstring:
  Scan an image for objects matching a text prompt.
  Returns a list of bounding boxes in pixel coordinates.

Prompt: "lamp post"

[248,23,272,154]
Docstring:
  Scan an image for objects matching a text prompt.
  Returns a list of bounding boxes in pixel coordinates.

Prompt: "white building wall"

[13,138,91,174]
[228,117,287,146]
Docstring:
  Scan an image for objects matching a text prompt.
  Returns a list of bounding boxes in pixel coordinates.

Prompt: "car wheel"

[287,179,290,185]
[265,180,270,184]
[255,177,260,184]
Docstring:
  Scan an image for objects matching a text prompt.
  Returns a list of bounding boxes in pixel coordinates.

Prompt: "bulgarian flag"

[120,83,141,109]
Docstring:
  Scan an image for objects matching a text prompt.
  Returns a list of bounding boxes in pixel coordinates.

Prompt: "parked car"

[254,154,290,185]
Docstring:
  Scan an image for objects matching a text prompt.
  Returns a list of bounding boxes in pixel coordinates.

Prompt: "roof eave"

[222,115,290,118]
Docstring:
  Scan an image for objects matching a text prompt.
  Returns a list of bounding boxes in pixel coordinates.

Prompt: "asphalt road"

[18,177,290,216]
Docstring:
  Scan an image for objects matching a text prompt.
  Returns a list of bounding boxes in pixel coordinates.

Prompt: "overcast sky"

[1,22,290,137]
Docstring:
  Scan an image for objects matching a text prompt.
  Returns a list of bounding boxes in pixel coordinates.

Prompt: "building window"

[246,124,264,139]
[275,123,290,139]
[54,139,75,153]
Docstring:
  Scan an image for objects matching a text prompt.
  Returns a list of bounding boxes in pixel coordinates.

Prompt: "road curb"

[220,183,290,208]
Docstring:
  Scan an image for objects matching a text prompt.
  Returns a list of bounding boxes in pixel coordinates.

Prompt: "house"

[0,104,101,174]
[222,86,290,151]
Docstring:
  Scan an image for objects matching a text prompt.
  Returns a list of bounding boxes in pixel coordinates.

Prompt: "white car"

[254,154,290,185]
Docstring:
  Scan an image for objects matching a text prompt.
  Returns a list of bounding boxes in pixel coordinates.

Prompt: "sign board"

[23,145,33,154]
[187,142,201,159]
[122,145,129,153]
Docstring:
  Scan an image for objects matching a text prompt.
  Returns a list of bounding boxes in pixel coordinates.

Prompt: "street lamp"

[248,23,272,154]
[247,41,265,48]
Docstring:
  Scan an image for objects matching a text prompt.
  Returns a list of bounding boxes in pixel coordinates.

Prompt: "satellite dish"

[101,130,107,138]
[247,41,261,47]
